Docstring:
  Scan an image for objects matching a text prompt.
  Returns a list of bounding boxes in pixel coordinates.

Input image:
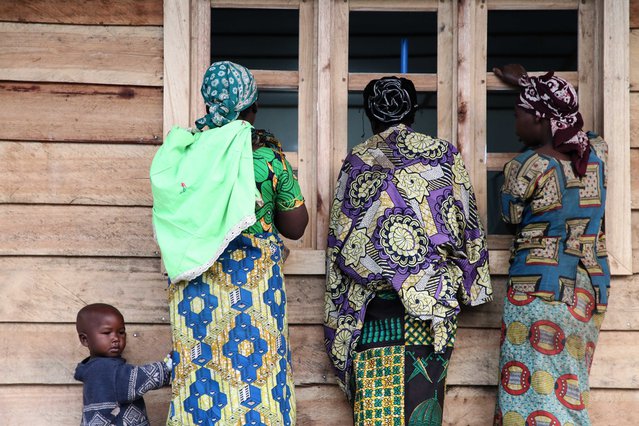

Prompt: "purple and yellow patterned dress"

[324,124,492,425]
[167,131,304,426]
[494,134,609,426]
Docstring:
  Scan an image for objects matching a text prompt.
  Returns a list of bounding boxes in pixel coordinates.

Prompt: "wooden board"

[487,0,579,9]
[349,0,438,11]
[0,205,157,257]
[0,142,156,206]
[0,257,327,325]
[1,383,636,426]
[632,92,639,148]
[0,82,162,143]
[0,0,163,25]
[630,30,639,90]
[602,1,632,275]
[3,323,636,389]
[437,0,456,143]
[211,0,300,8]
[5,257,637,330]
[0,23,162,87]
[163,0,191,134]
[632,0,639,29]
[630,149,639,210]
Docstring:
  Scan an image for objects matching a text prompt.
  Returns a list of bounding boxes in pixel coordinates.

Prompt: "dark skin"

[370,117,415,135]
[493,64,571,162]
[76,303,127,358]
[238,103,309,240]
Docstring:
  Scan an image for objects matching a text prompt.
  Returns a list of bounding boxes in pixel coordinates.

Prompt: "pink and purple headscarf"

[518,71,590,177]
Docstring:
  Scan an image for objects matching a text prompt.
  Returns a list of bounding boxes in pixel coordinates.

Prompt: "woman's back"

[501,134,610,306]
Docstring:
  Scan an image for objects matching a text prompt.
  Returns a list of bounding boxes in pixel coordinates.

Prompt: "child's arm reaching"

[114,354,173,404]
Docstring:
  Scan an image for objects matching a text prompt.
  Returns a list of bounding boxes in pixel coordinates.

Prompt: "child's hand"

[163,352,175,371]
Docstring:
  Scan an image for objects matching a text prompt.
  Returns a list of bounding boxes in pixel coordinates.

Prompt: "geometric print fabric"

[494,270,605,426]
[353,292,454,425]
[167,233,295,426]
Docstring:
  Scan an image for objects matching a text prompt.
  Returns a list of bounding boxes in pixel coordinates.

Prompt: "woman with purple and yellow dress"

[324,77,492,425]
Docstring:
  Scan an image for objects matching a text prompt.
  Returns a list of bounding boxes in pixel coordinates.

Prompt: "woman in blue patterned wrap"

[493,64,609,426]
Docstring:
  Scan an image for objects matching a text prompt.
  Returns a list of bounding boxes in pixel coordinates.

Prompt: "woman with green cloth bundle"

[151,61,308,426]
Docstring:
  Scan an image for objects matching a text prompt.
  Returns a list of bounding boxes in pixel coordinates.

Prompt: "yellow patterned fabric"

[167,232,295,426]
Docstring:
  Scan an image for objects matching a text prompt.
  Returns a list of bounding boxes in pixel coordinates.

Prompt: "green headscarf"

[195,61,258,129]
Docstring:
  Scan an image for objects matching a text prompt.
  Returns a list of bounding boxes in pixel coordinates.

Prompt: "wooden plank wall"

[1,1,638,425]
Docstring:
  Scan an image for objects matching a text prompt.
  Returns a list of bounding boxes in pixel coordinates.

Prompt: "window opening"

[349,11,437,74]
[211,8,299,71]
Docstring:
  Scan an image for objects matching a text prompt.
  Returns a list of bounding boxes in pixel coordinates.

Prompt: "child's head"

[76,303,127,358]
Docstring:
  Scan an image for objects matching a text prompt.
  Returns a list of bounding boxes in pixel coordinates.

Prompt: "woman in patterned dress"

[493,64,609,426]
[324,77,492,425]
[151,61,308,425]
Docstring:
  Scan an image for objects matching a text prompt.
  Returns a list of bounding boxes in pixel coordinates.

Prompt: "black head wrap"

[363,77,418,125]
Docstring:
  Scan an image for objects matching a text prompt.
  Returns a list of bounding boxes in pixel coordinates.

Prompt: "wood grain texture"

[632,148,639,208]
[0,142,156,206]
[0,257,327,325]
[602,0,632,274]
[211,0,300,8]
[632,92,639,148]
[0,23,163,86]
[0,0,163,25]
[630,30,639,90]
[487,0,579,9]
[349,0,438,11]
[4,258,636,331]
[1,384,635,426]
[632,0,639,28]
[5,324,635,389]
[0,82,162,143]
[0,205,157,257]
[163,0,191,134]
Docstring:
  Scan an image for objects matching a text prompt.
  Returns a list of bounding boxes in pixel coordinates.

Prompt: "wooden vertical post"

[578,0,600,132]
[437,0,457,143]
[457,0,488,226]
[316,0,334,249]
[190,0,210,126]
[298,0,318,248]
[163,0,192,135]
[602,0,632,274]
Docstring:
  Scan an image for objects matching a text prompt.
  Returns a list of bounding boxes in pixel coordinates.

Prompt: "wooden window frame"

[164,0,630,275]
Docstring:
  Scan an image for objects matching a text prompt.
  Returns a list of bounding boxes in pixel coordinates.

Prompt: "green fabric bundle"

[150,120,257,282]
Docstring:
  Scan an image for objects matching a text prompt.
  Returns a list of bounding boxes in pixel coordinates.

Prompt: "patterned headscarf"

[364,77,418,124]
[195,61,258,130]
[518,71,590,177]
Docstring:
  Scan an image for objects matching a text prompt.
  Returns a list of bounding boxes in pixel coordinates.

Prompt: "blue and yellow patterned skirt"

[167,233,295,426]
[494,267,605,426]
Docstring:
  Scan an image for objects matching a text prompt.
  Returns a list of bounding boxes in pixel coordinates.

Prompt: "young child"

[74,303,172,426]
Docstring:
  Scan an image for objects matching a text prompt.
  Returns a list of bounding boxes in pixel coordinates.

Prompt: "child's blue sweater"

[74,356,171,426]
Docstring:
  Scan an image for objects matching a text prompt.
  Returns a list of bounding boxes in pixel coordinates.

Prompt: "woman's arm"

[493,63,528,87]
[275,205,309,240]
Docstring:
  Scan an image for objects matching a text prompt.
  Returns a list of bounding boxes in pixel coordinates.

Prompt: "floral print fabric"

[324,124,492,398]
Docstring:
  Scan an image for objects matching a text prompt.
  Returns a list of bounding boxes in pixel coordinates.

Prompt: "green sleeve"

[274,153,305,211]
